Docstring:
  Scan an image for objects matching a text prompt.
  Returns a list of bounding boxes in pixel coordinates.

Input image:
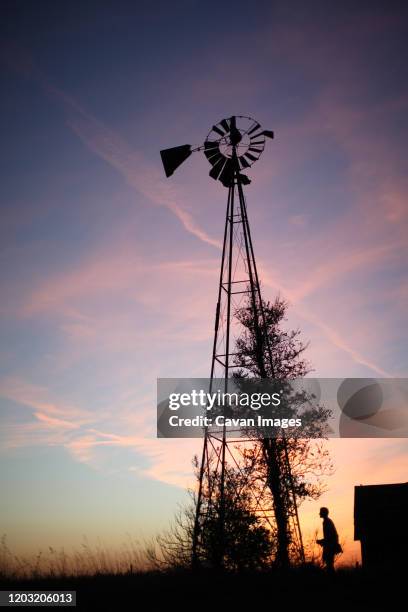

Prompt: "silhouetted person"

[317,507,341,573]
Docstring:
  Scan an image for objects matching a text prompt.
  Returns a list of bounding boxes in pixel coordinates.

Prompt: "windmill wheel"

[204,116,272,186]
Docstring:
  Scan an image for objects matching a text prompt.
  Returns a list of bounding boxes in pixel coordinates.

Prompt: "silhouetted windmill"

[160,115,304,568]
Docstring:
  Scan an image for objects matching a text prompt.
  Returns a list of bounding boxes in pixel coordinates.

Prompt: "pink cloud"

[0,377,91,421]
[33,411,79,430]
[65,426,200,489]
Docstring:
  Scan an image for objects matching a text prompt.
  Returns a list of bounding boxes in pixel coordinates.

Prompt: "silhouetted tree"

[232,294,333,566]
[149,457,273,571]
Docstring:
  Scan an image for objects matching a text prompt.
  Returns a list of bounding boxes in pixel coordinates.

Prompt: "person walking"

[317,507,342,573]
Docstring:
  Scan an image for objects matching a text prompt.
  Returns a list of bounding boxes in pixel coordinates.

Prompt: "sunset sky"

[1,0,407,564]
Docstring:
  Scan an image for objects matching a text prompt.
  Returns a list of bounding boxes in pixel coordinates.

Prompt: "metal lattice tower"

[160,115,305,569]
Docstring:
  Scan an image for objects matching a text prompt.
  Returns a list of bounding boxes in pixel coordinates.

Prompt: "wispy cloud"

[2,43,221,250]
[45,80,221,250]
[33,411,79,430]
[66,427,198,488]
[0,377,90,421]
[0,374,198,488]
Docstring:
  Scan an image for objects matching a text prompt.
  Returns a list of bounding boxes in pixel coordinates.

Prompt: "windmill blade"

[220,118,230,132]
[160,144,192,177]
[212,124,225,137]
[239,156,251,169]
[208,152,225,168]
[209,156,227,179]
[262,130,274,139]
[248,130,264,140]
[206,152,224,167]
[248,146,263,154]
[247,122,261,135]
[204,141,222,164]
[219,159,235,187]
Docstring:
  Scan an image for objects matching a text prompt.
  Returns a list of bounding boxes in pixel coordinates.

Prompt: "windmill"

[160,115,304,568]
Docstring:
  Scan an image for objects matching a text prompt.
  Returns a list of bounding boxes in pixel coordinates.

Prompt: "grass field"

[1,536,404,610]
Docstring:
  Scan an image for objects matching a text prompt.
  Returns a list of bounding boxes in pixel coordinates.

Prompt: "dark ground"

[1,566,405,610]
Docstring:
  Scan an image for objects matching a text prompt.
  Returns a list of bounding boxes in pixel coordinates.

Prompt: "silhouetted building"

[354,483,408,568]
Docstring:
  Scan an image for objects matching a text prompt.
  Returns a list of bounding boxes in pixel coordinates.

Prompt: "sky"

[0,0,407,564]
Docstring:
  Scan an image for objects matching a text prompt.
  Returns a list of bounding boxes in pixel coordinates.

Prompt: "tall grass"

[0,534,152,580]
[0,531,349,580]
